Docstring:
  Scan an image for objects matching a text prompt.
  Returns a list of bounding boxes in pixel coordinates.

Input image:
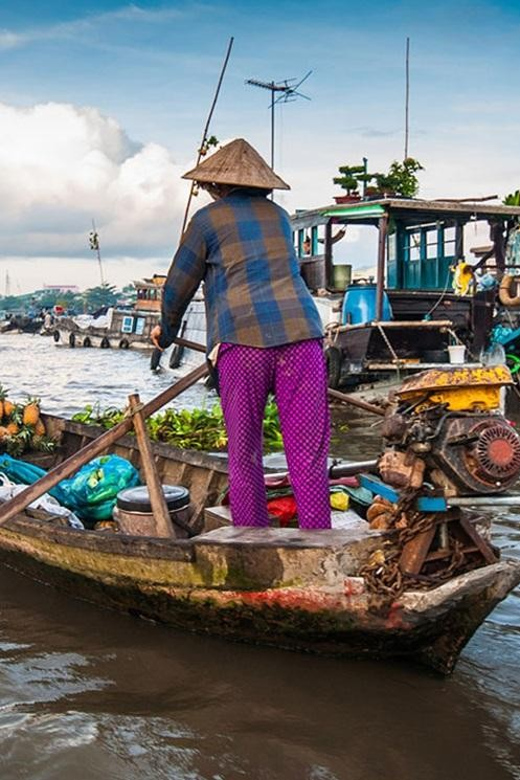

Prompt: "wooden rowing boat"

[0,413,518,675]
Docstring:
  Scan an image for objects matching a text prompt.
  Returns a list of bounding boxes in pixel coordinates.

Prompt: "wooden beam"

[128,393,175,538]
[375,213,389,320]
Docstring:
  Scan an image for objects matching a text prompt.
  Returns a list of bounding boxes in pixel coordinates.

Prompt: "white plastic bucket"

[448,344,466,364]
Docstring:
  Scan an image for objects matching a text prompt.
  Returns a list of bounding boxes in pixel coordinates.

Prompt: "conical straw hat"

[182,138,290,190]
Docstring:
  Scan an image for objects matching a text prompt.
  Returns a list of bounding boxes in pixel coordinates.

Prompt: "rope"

[375,323,400,362]
[123,401,145,419]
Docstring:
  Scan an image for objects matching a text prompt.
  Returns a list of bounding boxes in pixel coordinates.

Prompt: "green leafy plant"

[198,135,219,157]
[503,190,520,207]
[375,157,424,198]
[72,399,284,453]
[333,164,365,195]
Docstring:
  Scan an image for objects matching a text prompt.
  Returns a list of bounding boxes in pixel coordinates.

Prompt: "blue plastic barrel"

[341,283,393,325]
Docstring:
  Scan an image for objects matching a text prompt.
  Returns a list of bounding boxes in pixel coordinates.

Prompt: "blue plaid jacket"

[159,189,323,353]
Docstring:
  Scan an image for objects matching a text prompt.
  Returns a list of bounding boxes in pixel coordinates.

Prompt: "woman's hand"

[151,324,163,350]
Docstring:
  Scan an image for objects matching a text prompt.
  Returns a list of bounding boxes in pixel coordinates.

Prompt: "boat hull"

[52,309,160,350]
[0,513,518,675]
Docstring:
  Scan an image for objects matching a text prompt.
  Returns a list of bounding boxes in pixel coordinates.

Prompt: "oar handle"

[174,336,387,418]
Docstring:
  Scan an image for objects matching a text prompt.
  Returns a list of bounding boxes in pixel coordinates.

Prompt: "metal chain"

[360,489,470,607]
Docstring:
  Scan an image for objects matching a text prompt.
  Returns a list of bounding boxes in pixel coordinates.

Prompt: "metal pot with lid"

[114,484,194,538]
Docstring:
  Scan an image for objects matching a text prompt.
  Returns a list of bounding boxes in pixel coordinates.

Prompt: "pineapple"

[0,425,8,440]
[4,436,25,457]
[5,406,23,438]
[6,421,19,436]
[0,385,8,420]
[18,425,34,444]
[23,397,41,427]
[3,399,15,418]
[35,418,46,437]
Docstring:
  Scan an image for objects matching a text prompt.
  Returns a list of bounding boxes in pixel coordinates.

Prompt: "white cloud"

[0,101,190,274]
[0,4,206,51]
[0,30,26,49]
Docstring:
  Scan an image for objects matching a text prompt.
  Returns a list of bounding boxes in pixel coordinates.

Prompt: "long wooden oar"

[327,388,385,417]
[0,362,209,527]
[174,336,386,417]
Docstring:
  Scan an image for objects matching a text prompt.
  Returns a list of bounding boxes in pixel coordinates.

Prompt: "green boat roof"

[291,197,520,230]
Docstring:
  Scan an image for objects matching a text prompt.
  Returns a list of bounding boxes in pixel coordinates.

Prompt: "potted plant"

[374,157,424,199]
[333,164,364,203]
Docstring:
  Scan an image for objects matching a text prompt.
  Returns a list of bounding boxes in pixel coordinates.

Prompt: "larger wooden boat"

[291,198,520,399]
[0,411,518,675]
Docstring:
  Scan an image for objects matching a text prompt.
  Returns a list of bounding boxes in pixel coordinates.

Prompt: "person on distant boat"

[303,227,347,257]
[151,138,331,530]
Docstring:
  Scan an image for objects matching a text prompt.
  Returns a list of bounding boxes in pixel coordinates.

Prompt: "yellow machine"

[396,365,512,414]
[381,365,520,495]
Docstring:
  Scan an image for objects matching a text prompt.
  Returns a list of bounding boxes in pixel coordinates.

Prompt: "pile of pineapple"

[0,386,56,457]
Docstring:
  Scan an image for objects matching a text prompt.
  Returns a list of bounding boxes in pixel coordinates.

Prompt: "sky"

[1,0,520,293]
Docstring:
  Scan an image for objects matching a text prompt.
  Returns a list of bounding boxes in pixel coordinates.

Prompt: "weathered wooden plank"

[400,526,437,575]
[128,393,174,538]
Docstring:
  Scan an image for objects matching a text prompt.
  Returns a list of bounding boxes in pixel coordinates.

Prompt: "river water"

[1,332,520,780]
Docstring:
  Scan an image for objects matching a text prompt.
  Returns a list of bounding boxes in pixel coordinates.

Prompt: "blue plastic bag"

[0,453,140,521]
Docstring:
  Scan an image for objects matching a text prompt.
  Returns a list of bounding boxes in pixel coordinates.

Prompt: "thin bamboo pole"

[180,37,234,236]
[327,388,386,417]
[404,36,410,160]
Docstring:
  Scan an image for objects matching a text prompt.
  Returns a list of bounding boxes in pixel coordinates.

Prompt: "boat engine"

[379,365,520,496]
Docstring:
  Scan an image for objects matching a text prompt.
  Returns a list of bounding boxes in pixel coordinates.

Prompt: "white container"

[448,344,466,364]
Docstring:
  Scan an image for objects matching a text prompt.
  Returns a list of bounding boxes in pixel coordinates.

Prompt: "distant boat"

[0,313,45,335]
[291,196,520,405]
[51,275,165,350]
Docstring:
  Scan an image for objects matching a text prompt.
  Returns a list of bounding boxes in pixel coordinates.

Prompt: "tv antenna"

[246,71,312,170]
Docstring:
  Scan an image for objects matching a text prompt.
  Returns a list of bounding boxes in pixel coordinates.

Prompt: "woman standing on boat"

[152,138,331,530]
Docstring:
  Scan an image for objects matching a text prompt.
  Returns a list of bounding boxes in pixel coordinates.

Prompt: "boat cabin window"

[294,225,325,258]
[444,226,456,257]
[393,222,457,290]
[388,232,397,263]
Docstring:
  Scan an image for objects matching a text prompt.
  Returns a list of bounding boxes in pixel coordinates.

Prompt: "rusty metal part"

[432,416,520,494]
[378,449,425,490]
[397,365,513,398]
[360,488,498,607]
[381,413,408,441]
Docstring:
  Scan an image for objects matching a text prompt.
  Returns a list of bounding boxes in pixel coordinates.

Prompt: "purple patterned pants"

[218,339,331,529]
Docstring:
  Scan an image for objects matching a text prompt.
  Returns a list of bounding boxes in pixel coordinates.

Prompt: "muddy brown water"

[1,333,520,780]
